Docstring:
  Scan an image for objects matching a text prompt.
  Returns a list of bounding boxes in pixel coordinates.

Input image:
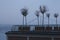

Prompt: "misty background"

[0,0,60,40]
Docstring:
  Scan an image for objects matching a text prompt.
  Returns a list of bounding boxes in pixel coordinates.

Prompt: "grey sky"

[0,0,60,25]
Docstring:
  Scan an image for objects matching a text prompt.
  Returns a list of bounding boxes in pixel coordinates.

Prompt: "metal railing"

[11,24,60,32]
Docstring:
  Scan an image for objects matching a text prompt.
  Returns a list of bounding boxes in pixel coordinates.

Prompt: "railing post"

[52,37,54,40]
[27,36,29,40]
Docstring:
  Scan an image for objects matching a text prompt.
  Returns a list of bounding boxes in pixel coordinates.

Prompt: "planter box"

[35,27,45,32]
[54,27,59,31]
[45,27,52,32]
[58,27,60,31]
[19,26,30,32]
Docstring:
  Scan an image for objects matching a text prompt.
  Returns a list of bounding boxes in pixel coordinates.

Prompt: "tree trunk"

[23,16,24,26]
[42,14,44,27]
[25,16,27,26]
[56,18,57,27]
[48,17,49,27]
[37,16,39,26]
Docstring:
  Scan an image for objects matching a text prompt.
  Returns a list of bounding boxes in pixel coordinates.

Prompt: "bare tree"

[46,13,50,27]
[21,8,28,26]
[40,6,47,26]
[54,13,59,27]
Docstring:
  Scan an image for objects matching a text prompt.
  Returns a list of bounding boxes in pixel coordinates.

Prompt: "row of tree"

[20,6,59,27]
